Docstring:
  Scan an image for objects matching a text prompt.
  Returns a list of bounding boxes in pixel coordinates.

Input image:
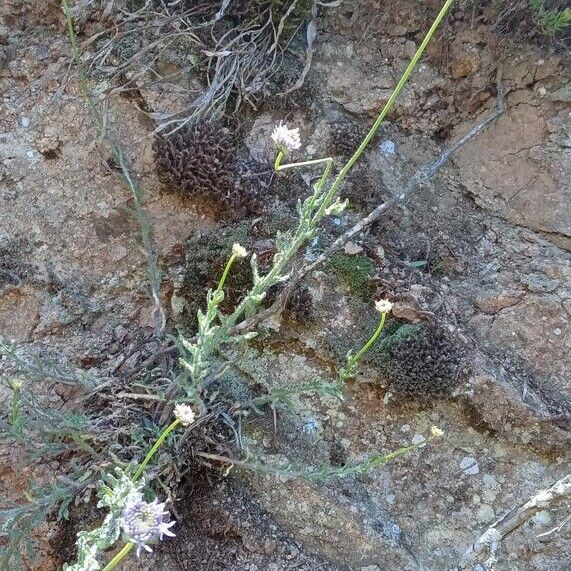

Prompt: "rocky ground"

[1,1,570,570]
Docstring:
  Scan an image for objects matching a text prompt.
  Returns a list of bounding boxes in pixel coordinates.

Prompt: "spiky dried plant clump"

[381,324,462,398]
[153,121,266,216]
[283,283,313,323]
[153,121,236,205]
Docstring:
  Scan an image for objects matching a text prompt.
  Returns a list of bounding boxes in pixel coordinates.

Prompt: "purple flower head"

[120,496,176,556]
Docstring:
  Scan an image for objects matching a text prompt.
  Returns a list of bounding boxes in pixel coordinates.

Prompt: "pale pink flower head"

[120,496,176,556]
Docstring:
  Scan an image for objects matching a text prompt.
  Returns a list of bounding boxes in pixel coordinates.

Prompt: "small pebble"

[531,510,552,527]
[477,504,495,522]
[379,139,396,156]
[303,417,319,434]
[344,241,363,255]
[459,456,479,475]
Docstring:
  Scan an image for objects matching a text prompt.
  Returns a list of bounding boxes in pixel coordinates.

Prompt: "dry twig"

[456,474,571,569]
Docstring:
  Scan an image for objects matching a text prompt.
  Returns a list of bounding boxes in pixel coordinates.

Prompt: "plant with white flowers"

[173,403,195,427]
[63,469,147,571]
[339,299,394,381]
[56,2,456,569]
[271,122,301,153]
[63,402,190,571]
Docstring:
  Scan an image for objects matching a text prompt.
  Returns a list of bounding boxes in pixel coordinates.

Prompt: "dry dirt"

[1,1,570,570]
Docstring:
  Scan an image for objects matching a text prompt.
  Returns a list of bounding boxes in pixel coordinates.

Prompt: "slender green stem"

[101,542,134,571]
[215,254,237,297]
[349,312,388,367]
[61,0,78,57]
[314,0,456,221]
[182,0,456,406]
[9,382,23,438]
[275,155,334,172]
[274,150,284,170]
[61,0,95,117]
[314,157,334,192]
[197,429,443,480]
[186,251,238,390]
[133,419,181,481]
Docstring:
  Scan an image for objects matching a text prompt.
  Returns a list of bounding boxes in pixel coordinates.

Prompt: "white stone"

[344,241,363,255]
[459,456,479,475]
[379,139,396,156]
[477,504,495,522]
[531,510,552,527]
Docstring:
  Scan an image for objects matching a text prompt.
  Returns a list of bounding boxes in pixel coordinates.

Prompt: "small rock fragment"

[459,457,479,475]
[344,241,363,255]
[531,510,552,527]
[477,504,495,522]
[379,139,395,156]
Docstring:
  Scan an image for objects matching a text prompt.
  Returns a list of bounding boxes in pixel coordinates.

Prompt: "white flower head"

[120,497,176,557]
[232,243,248,259]
[174,403,195,427]
[375,299,393,314]
[271,121,301,153]
[431,426,444,438]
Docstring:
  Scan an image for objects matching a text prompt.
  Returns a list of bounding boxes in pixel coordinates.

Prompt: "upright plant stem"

[315,0,456,220]
[215,254,238,296]
[350,312,388,366]
[196,0,456,381]
[101,542,134,571]
[133,419,181,481]
[61,0,165,339]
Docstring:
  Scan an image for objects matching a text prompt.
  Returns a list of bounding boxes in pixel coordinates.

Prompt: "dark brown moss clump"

[153,121,266,216]
[154,121,236,201]
[381,324,462,398]
[283,283,313,323]
[329,118,368,159]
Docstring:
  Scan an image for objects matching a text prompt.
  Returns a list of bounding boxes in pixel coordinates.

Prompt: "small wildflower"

[271,122,301,153]
[232,243,248,259]
[120,497,176,557]
[375,299,393,314]
[431,426,444,438]
[174,403,195,427]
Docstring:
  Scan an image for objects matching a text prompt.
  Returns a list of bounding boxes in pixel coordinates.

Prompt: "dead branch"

[234,67,506,334]
[456,474,571,570]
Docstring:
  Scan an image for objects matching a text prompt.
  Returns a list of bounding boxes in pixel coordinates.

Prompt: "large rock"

[453,97,571,243]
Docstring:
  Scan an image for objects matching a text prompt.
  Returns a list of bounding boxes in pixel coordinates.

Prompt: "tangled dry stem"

[80,0,317,132]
